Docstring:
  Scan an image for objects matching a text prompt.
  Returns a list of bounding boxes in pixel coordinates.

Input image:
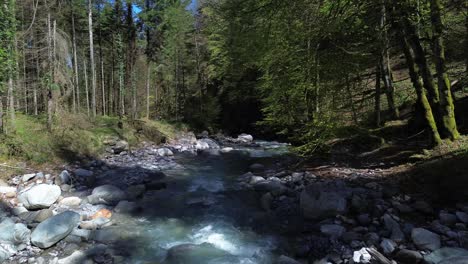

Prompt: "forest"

[0,0,467,263]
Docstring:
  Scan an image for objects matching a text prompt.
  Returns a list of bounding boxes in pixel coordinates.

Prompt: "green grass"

[0,113,177,166]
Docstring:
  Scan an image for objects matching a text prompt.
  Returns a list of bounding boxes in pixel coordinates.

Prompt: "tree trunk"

[146,62,151,119]
[47,12,53,131]
[380,0,399,120]
[88,0,97,118]
[375,65,381,127]
[399,25,442,145]
[429,0,460,140]
[8,76,15,131]
[84,58,90,116]
[71,4,79,113]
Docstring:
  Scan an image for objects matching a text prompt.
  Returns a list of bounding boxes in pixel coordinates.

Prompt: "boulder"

[22,173,36,182]
[456,212,468,224]
[395,249,423,263]
[0,218,31,245]
[411,228,441,251]
[114,200,138,213]
[425,248,468,264]
[113,140,129,154]
[31,211,80,248]
[195,138,220,150]
[80,217,111,230]
[253,180,287,196]
[74,169,94,178]
[55,170,71,186]
[0,186,16,194]
[237,134,253,142]
[59,197,82,207]
[380,238,396,254]
[165,243,230,263]
[91,209,112,219]
[300,183,348,219]
[18,184,61,209]
[157,148,174,157]
[57,251,87,264]
[320,224,345,238]
[383,214,405,242]
[440,212,458,226]
[87,185,126,205]
[249,176,265,185]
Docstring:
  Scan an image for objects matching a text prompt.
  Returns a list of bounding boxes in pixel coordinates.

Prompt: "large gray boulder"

[18,184,61,209]
[412,228,441,251]
[87,185,126,205]
[300,183,348,219]
[31,211,80,248]
[0,218,31,245]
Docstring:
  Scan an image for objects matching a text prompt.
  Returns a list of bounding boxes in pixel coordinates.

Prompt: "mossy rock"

[130,120,167,144]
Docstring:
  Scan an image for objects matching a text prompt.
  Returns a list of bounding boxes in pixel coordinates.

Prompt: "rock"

[34,209,54,222]
[0,245,12,262]
[91,209,112,219]
[440,212,458,226]
[70,228,92,241]
[357,214,371,226]
[412,228,441,251]
[157,148,174,157]
[425,247,468,264]
[74,169,94,178]
[300,183,347,220]
[253,180,287,196]
[413,200,433,214]
[113,140,129,154]
[80,217,111,230]
[249,176,265,185]
[127,184,146,200]
[31,211,80,248]
[87,185,126,205]
[18,184,61,209]
[275,255,301,264]
[0,218,31,245]
[249,163,265,172]
[55,170,71,186]
[57,251,87,264]
[395,249,423,263]
[439,257,468,264]
[59,197,82,207]
[237,134,253,142]
[383,214,405,242]
[320,224,345,238]
[380,238,396,254]
[195,138,220,150]
[114,200,138,213]
[11,206,28,216]
[22,173,36,182]
[456,212,468,224]
[220,147,234,153]
[353,248,372,263]
[165,243,230,263]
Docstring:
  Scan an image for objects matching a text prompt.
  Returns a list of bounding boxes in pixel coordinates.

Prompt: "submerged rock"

[424,247,468,264]
[31,211,80,248]
[18,184,61,209]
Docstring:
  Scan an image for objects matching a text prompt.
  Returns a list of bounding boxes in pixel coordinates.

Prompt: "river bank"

[0,132,467,263]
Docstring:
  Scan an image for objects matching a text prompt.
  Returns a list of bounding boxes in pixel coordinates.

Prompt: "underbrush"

[0,113,177,166]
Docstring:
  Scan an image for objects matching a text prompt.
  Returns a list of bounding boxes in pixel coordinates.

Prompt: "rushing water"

[104,142,290,264]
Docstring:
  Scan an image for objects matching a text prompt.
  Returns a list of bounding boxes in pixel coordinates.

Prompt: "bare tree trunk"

[101,60,106,115]
[146,62,151,119]
[47,11,53,131]
[380,0,399,119]
[375,65,381,127]
[0,98,4,133]
[88,0,97,118]
[8,77,15,131]
[71,5,79,113]
[84,58,90,116]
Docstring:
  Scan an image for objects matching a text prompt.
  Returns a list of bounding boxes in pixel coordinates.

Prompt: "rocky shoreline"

[0,133,467,264]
